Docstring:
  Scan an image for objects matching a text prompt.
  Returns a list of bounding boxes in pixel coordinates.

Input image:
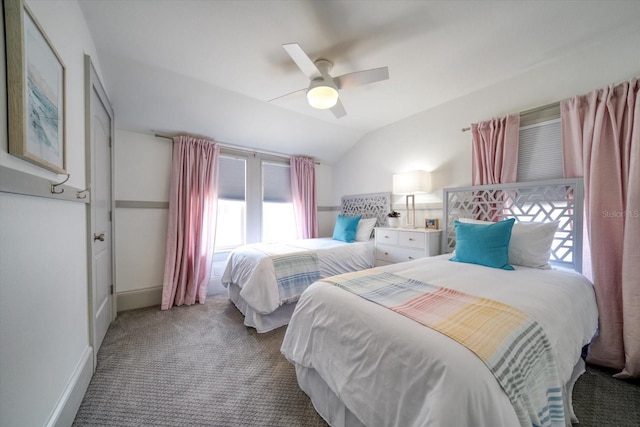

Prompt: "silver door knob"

[94,233,105,242]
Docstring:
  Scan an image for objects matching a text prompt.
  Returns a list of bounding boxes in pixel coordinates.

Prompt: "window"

[517,118,563,182]
[213,153,296,251]
[215,156,246,250]
[262,161,296,242]
[517,103,563,183]
[515,106,575,268]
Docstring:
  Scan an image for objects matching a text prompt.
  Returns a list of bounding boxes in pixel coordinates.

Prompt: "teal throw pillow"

[450,218,515,270]
[332,215,361,243]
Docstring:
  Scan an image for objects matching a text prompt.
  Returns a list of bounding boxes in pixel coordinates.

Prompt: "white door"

[87,56,115,367]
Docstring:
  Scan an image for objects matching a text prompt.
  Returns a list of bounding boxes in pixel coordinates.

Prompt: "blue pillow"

[450,218,515,270]
[332,215,361,243]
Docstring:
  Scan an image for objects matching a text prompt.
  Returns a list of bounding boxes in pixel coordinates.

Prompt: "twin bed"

[280,178,598,427]
[222,192,390,332]
[224,179,598,427]
[282,255,596,427]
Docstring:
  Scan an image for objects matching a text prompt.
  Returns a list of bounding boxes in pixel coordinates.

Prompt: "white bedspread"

[281,254,598,427]
[221,238,374,314]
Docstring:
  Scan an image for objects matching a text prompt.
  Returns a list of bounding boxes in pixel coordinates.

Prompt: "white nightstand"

[374,227,442,266]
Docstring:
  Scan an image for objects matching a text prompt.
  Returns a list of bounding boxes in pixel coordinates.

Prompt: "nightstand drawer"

[375,229,399,246]
[373,227,442,267]
[376,245,425,263]
[398,231,426,249]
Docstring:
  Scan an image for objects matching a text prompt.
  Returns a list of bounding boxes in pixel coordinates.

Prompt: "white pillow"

[355,217,377,242]
[458,218,559,269]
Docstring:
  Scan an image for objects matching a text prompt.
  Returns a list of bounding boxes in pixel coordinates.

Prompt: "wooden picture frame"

[5,0,66,173]
[425,218,440,230]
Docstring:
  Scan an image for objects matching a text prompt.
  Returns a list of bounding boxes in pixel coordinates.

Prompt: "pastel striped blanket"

[257,244,321,304]
[325,270,565,427]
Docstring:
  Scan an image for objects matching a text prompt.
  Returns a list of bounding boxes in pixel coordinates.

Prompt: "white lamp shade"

[392,170,432,194]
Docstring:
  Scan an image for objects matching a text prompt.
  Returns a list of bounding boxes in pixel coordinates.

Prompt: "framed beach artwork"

[5,0,66,174]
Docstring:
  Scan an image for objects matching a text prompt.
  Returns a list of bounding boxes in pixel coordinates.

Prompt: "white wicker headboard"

[443,178,584,272]
[341,192,391,228]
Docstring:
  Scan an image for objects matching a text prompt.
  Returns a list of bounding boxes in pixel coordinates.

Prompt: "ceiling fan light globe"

[307,85,339,109]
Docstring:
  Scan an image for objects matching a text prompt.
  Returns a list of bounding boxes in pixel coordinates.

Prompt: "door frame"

[84,54,116,370]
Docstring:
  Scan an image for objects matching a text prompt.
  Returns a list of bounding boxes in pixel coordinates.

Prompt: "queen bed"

[280,179,599,427]
[222,193,390,333]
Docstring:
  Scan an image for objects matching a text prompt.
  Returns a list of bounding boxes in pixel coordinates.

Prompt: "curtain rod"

[460,101,561,132]
[153,132,319,164]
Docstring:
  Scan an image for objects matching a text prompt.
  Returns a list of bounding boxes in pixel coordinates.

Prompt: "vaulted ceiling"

[78,0,640,163]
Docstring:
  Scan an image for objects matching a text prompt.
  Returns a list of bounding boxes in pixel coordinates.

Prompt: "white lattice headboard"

[443,178,584,272]
[341,192,391,227]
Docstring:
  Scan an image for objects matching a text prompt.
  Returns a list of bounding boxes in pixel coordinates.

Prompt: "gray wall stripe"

[116,200,170,209]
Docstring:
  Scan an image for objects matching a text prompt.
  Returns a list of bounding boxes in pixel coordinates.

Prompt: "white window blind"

[517,118,564,182]
[262,162,291,203]
[218,156,246,200]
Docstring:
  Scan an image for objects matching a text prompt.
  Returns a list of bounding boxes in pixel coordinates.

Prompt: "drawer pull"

[408,256,414,260]
[409,238,414,241]
[384,235,390,238]
[384,252,389,255]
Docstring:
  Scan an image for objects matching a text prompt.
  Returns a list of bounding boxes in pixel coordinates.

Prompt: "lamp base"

[405,194,416,228]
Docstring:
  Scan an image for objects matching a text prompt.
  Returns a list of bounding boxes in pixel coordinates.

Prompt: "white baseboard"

[47,346,93,427]
[116,283,225,312]
[117,286,162,312]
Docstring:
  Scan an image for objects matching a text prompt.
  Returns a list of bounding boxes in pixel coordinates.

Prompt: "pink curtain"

[290,157,318,239]
[561,78,640,379]
[161,136,220,310]
[471,113,520,185]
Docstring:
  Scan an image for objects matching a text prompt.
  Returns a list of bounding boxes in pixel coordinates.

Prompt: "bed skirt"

[227,283,297,333]
[293,358,586,427]
[295,364,365,427]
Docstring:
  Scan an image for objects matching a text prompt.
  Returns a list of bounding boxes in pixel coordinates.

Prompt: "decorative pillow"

[450,218,515,270]
[355,217,377,242]
[332,215,361,243]
[458,218,559,269]
[509,221,559,269]
[457,218,493,225]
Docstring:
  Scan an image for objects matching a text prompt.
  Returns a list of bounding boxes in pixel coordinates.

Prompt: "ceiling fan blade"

[267,87,306,103]
[282,43,321,80]
[330,99,347,119]
[334,66,389,90]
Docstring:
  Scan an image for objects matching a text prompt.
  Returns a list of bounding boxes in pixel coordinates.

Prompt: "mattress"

[281,254,598,427]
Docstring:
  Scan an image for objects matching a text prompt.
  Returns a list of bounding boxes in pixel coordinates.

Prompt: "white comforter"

[281,255,598,427]
[221,238,374,314]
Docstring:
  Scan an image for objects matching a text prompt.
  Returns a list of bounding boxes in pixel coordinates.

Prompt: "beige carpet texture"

[73,295,639,426]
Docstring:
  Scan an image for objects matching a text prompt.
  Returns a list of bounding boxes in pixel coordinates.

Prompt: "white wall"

[0,1,105,426]
[0,195,89,426]
[333,29,640,229]
[114,130,172,308]
[314,162,336,237]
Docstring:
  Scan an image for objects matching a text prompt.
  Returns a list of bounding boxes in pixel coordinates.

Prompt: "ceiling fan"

[272,43,389,118]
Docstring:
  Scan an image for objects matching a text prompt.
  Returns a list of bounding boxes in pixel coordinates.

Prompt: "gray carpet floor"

[73,294,640,426]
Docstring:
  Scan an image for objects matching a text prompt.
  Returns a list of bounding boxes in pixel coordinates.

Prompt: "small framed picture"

[425,218,440,230]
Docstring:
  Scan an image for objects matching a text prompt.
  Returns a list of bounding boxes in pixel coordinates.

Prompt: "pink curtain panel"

[290,156,318,239]
[562,78,639,378]
[471,113,520,185]
[161,136,220,310]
